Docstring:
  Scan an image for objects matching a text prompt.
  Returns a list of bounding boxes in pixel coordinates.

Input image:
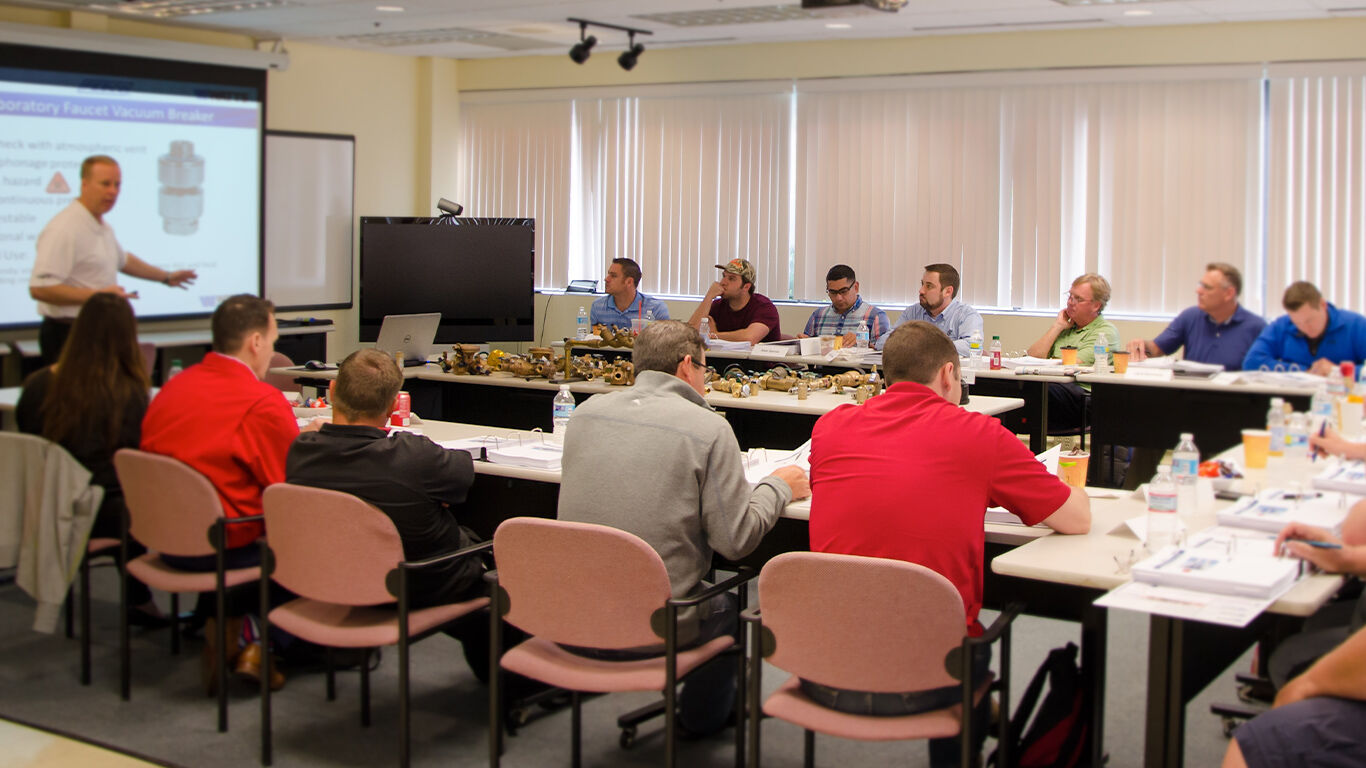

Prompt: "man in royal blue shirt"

[589,257,670,331]
[1126,262,1266,371]
[1243,281,1366,375]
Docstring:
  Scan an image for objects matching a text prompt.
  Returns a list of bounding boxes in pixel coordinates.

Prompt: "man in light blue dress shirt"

[875,263,983,355]
[589,258,670,331]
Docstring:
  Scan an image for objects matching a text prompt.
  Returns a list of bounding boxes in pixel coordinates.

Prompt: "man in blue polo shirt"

[798,264,890,348]
[1126,262,1266,371]
[1243,281,1366,375]
[875,263,983,355]
[589,257,670,331]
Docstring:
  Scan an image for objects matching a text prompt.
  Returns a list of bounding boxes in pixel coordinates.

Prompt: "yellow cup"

[1059,347,1078,366]
[1058,454,1090,488]
[1112,351,1129,374]
[1242,429,1271,469]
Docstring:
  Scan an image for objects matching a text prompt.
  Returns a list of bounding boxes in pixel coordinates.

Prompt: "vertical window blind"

[457,63,1354,317]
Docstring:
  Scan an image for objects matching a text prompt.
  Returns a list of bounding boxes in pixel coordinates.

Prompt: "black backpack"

[991,643,1090,768]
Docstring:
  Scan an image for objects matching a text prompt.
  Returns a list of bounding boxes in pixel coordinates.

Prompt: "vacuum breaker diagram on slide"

[158,140,204,235]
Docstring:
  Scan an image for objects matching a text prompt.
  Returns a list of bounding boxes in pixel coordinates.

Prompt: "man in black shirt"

[286,348,490,675]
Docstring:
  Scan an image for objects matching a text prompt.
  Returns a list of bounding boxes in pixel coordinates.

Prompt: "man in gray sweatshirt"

[558,319,810,735]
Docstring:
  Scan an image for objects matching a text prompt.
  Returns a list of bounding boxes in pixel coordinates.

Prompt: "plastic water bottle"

[551,385,575,441]
[989,335,1002,370]
[699,316,711,341]
[644,309,655,326]
[167,358,184,380]
[968,329,983,370]
[1146,465,1179,552]
[855,320,869,350]
[1172,432,1199,517]
[1312,383,1334,423]
[1267,397,1286,457]
[1092,334,1110,373]
[1287,412,1310,459]
[575,306,588,341]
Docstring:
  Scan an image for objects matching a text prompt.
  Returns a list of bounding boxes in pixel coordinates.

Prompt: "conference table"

[276,365,1025,451]
[992,450,1344,768]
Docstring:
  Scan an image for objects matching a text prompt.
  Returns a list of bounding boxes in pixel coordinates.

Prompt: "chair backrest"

[113,448,225,557]
[264,352,301,394]
[758,551,968,694]
[493,517,673,649]
[262,483,405,606]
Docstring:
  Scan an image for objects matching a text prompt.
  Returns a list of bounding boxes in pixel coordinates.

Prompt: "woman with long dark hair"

[17,292,163,625]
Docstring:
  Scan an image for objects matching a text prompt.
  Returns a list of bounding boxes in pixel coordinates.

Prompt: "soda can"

[391,391,411,426]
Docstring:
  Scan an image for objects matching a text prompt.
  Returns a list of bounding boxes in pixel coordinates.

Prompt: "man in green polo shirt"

[1026,272,1120,432]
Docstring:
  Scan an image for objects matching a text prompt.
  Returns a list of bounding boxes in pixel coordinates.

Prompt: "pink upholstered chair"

[263,352,301,394]
[257,483,491,768]
[489,516,751,768]
[114,448,263,733]
[745,552,1021,768]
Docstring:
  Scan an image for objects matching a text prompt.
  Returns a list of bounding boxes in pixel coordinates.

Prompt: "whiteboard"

[264,130,354,310]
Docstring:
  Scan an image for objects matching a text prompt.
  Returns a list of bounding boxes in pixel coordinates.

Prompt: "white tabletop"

[12,325,332,358]
[1076,370,1321,397]
[991,452,1344,617]
[0,386,18,412]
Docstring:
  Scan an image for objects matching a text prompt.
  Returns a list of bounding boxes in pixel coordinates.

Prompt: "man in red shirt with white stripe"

[808,320,1090,768]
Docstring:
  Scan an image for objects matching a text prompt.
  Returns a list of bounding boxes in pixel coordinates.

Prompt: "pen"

[1288,538,1343,549]
[1312,420,1327,462]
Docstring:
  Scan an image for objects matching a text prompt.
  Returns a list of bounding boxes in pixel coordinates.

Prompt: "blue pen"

[1289,538,1342,549]
[1311,420,1327,462]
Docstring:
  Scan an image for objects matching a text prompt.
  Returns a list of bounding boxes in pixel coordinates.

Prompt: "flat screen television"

[358,217,535,344]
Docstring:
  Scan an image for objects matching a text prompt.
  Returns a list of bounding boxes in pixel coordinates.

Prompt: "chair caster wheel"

[619,726,636,749]
[1222,717,1239,738]
[508,707,531,728]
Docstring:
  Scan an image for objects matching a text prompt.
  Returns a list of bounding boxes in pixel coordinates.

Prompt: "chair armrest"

[667,567,756,608]
[399,539,492,571]
[968,601,1023,647]
[739,605,761,624]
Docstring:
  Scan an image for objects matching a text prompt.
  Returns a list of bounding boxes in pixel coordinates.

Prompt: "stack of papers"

[1129,528,1299,599]
[986,446,1061,526]
[1216,488,1351,534]
[1001,356,1059,368]
[705,338,753,352]
[1313,460,1366,496]
[743,441,811,485]
[485,440,564,470]
[435,436,504,459]
[1235,370,1324,388]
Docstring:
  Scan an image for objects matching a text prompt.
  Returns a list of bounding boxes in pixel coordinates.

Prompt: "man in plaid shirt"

[798,264,890,347]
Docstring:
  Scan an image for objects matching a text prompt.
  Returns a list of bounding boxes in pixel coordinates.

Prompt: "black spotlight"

[618,32,644,71]
[569,22,596,64]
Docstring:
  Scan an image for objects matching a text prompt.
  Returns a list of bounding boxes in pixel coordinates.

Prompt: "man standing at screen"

[687,258,782,344]
[30,155,198,364]
[590,257,671,330]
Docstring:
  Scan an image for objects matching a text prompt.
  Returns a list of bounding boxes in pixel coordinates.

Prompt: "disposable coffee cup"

[1242,429,1271,469]
[1112,351,1130,373]
[1059,346,1079,365]
[1058,453,1090,488]
[631,318,646,336]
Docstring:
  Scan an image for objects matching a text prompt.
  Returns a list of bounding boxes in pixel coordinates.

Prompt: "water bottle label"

[1172,458,1198,478]
[552,402,574,420]
[1148,493,1178,513]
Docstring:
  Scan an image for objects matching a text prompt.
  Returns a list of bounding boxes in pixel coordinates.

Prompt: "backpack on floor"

[991,642,1090,768]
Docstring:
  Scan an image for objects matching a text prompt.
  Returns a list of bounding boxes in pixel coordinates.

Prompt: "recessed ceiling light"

[825,23,852,29]
[1123,9,1153,16]
[376,5,404,12]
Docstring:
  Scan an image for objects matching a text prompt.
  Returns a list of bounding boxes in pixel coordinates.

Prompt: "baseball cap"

[715,258,756,285]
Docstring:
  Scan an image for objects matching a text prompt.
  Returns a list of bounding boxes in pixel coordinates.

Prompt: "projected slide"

[0,62,262,327]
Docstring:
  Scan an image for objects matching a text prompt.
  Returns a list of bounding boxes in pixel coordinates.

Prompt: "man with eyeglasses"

[688,258,782,344]
[558,320,810,736]
[1125,263,1265,371]
[798,264,890,348]
[1027,273,1120,431]
[875,263,983,354]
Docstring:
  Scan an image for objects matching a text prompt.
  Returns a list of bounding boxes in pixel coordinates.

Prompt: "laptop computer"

[374,312,440,367]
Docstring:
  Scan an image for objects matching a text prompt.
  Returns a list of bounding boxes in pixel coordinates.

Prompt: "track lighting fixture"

[568,22,596,64]
[618,31,645,72]
[566,18,652,71]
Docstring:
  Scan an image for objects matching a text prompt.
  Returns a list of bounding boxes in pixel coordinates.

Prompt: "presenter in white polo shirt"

[29,154,198,364]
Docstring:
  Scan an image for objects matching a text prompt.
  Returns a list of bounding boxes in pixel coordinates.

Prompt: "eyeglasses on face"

[826,284,854,297]
[1065,291,1094,305]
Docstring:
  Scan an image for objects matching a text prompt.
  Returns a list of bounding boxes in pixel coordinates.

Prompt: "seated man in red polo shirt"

[141,294,316,689]
[808,320,1091,768]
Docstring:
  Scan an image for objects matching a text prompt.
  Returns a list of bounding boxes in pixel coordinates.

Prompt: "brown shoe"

[202,617,245,697]
[235,641,286,692]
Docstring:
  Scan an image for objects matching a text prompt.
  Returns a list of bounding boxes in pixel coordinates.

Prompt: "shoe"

[126,607,172,630]
[235,642,286,692]
[202,617,245,697]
